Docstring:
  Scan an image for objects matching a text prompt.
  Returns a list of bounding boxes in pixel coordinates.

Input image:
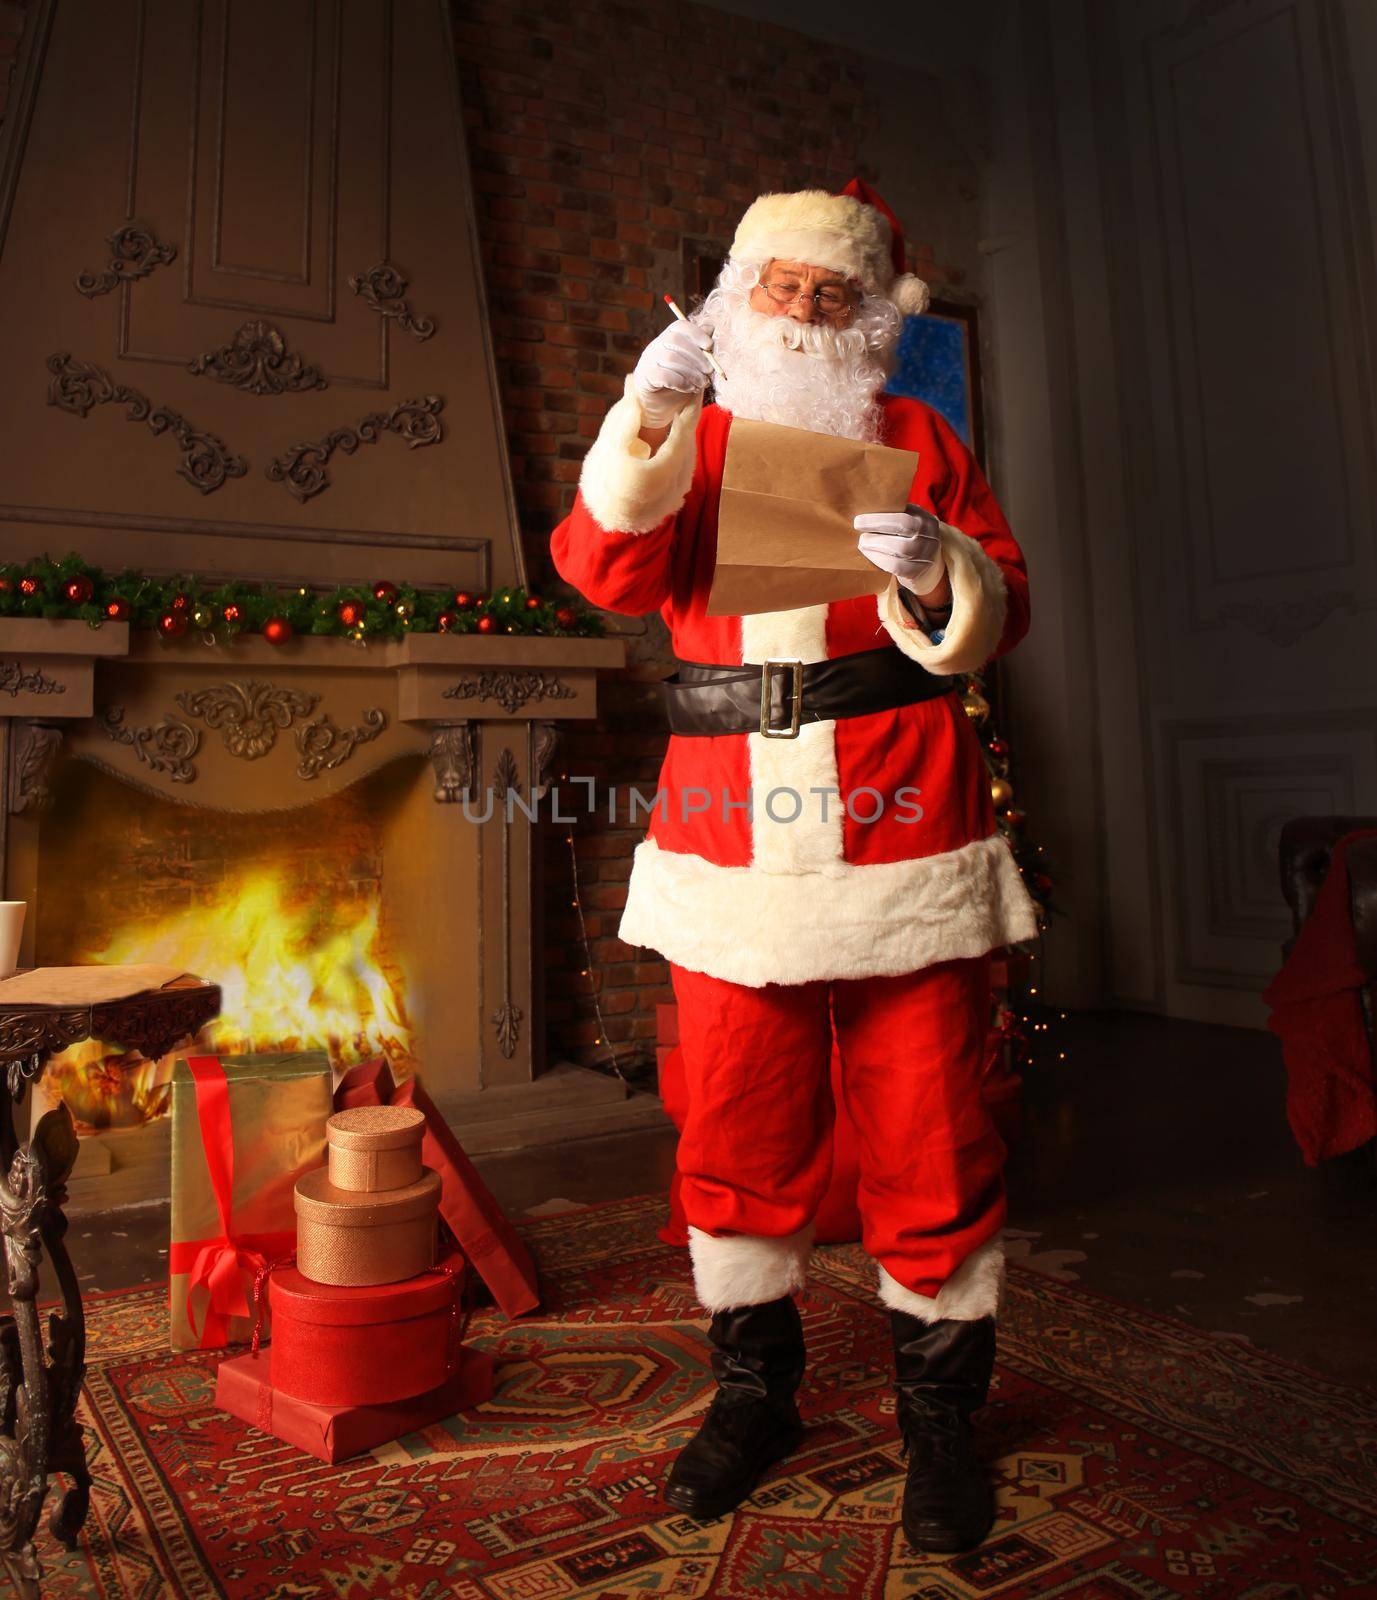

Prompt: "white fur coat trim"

[738,606,843,875]
[877,1235,1006,1323]
[688,1222,814,1312]
[878,523,1009,676]
[731,189,894,292]
[618,831,1040,987]
[577,375,700,534]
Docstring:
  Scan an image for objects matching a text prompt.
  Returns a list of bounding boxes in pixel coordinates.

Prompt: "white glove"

[632,321,715,429]
[854,504,946,596]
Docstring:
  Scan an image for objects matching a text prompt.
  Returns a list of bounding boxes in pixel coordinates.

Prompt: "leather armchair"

[1277,815,1377,1060]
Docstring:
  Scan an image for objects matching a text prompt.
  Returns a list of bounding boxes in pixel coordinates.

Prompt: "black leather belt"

[661,648,960,738]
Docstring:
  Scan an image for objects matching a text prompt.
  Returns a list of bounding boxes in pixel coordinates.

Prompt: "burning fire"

[46,870,415,1130]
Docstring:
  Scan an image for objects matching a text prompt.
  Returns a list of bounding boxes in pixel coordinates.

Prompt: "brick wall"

[452,0,980,1076]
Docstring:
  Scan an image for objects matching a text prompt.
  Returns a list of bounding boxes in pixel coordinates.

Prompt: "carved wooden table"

[0,975,220,1597]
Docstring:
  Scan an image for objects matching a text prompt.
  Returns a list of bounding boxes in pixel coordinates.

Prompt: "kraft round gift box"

[294,1167,441,1286]
[267,1257,463,1407]
[326,1104,425,1193]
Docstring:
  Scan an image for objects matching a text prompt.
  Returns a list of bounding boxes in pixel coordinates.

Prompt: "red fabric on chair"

[1263,828,1377,1164]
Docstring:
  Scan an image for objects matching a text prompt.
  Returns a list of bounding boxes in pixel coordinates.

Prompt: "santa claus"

[550,180,1039,1552]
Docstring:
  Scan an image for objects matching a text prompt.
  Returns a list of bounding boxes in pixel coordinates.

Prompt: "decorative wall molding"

[428,723,475,803]
[490,746,523,1060]
[265,396,445,502]
[442,669,575,715]
[7,724,64,815]
[0,663,64,699]
[295,709,388,779]
[188,320,328,396]
[1218,590,1357,647]
[348,261,437,341]
[173,680,319,759]
[98,707,199,784]
[46,354,249,496]
[74,222,176,298]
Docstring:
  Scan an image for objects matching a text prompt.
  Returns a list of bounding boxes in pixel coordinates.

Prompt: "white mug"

[0,902,25,978]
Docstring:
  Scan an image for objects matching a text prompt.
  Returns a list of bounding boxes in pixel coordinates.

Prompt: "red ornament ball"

[338,599,365,628]
[437,611,458,633]
[170,593,190,613]
[18,576,39,596]
[476,614,496,633]
[1033,872,1054,894]
[989,737,1008,757]
[473,593,488,608]
[0,575,11,594]
[525,595,541,610]
[157,610,188,639]
[64,575,94,605]
[453,590,472,608]
[105,596,130,621]
[1004,807,1027,829]
[263,616,294,646]
[372,580,398,603]
[554,606,576,629]
[222,603,243,626]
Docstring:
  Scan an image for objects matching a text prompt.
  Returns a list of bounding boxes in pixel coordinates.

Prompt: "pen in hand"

[663,294,727,385]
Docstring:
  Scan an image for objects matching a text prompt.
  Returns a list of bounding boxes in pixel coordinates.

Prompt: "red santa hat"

[728,177,931,316]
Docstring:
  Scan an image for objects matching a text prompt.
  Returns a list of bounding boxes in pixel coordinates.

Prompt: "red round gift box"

[267,1254,464,1408]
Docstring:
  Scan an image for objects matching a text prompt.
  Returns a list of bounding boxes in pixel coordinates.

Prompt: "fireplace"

[0,618,640,1206]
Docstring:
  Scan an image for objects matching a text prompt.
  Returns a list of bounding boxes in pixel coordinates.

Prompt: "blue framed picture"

[885,300,985,467]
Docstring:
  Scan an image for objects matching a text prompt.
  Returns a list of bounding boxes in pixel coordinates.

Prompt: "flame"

[45,869,415,1131]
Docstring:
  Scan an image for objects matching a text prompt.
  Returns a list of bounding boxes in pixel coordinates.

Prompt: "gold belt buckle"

[759,659,804,738]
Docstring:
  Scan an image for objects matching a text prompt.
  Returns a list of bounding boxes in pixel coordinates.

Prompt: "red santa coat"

[551,376,1039,987]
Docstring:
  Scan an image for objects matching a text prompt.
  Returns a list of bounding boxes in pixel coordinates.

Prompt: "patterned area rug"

[34,1194,1377,1598]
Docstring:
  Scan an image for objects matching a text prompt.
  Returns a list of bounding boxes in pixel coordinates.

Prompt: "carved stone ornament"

[491,999,523,1060]
[6,724,63,816]
[442,669,576,716]
[173,680,319,759]
[531,720,561,800]
[0,663,64,699]
[47,354,249,495]
[265,396,445,502]
[347,261,437,340]
[74,221,176,298]
[99,707,199,783]
[295,709,387,779]
[428,724,475,804]
[188,320,328,396]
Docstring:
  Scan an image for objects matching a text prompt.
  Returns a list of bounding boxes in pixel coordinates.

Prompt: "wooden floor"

[57,1009,1377,1388]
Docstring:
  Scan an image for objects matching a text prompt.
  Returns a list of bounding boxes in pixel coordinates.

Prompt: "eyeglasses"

[759,277,857,316]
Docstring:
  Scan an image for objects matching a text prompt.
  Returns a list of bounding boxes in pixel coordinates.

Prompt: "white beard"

[700,267,902,444]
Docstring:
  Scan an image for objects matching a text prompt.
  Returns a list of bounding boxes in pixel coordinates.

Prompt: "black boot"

[890,1311,997,1552]
[664,1295,806,1519]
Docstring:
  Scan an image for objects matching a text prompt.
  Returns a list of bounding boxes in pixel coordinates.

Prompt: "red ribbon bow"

[169,1056,295,1349]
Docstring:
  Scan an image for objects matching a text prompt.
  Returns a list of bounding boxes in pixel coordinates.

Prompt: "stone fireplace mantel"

[0,618,644,1166]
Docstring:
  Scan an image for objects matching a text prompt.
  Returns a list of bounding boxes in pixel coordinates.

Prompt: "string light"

[566,826,632,1087]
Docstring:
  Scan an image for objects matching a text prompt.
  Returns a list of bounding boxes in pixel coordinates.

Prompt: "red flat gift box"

[217,1345,494,1464]
[268,1254,466,1407]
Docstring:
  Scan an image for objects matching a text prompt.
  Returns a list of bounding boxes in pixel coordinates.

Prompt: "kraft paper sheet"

[707,417,920,616]
[0,963,189,1005]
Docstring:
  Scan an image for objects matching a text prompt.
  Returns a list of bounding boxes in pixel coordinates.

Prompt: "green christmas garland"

[0,553,604,643]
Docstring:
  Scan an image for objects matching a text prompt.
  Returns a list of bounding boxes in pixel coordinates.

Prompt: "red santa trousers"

[670,952,1007,1322]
